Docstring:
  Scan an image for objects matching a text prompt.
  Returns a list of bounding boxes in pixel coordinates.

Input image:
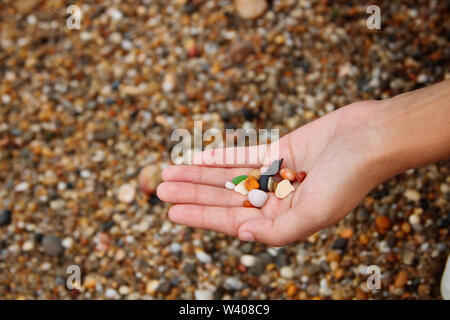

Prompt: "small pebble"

[232,175,248,185]
[0,209,12,226]
[225,181,235,190]
[340,228,354,239]
[234,180,249,195]
[248,169,261,181]
[262,159,283,176]
[42,234,64,257]
[244,176,259,191]
[404,189,421,202]
[259,175,270,192]
[240,254,256,267]
[117,184,136,204]
[138,165,161,194]
[196,251,212,264]
[248,189,268,208]
[296,171,307,183]
[195,289,214,300]
[267,176,275,192]
[243,200,255,208]
[275,179,294,199]
[280,168,296,181]
[228,41,255,63]
[234,0,268,20]
[280,266,294,279]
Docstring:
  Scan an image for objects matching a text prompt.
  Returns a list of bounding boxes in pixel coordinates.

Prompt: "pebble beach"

[0,0,449,300]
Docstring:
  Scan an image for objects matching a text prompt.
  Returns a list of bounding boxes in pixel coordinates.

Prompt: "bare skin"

[154,80,450,246]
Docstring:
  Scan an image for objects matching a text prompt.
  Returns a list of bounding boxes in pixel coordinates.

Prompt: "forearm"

[373,79,450,179]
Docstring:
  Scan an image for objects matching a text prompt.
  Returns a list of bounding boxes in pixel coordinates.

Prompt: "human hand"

[156,101,388,246]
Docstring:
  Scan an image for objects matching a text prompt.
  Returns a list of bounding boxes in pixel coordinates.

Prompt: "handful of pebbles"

[225,159,307,208]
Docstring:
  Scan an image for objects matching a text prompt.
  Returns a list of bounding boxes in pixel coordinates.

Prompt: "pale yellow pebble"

[275,179,294,199]
[248,169,262,180]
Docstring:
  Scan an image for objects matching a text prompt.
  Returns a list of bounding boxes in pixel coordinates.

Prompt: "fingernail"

[239,231,255,242]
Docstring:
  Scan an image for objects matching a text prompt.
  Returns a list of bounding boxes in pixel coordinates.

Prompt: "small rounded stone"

[296,171,307,183]
[117,184,136,204]
[138,165,161,194]
[243,200,254,208]
[42,234,64,257]
[234,0,268,20]
[234,180,249,195]
[280,168,296,181]
[225,181,235,190]
[0,209,12,226]
[248,189,268,208]
[275,179,295,199]
[248,169,261,181]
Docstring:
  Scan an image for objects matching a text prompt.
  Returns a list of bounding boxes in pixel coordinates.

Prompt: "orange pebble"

[375,216,391,233]
[244,176,259,191]
[243,200,254,208]
[296,171,307,183]
[340,228,354,239]
[280,168,296,181]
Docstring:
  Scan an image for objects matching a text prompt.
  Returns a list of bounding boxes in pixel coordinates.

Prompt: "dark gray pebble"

[42,234,64,257]
[0,209,12,226]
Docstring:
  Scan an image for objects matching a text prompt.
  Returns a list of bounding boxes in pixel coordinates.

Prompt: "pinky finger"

[168,204,262,236]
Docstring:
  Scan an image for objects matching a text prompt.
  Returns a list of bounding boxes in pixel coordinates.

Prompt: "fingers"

[237,206,325,246]
[157,182,247,207]
[161,165,250,187]
[168,205,261,236]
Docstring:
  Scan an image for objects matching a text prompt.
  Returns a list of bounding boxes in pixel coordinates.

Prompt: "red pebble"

[296,171,307,183]
[238,264,247,273]
[243,200,255,208]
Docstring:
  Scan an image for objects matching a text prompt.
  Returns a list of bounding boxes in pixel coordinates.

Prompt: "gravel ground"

[0,0,449,299]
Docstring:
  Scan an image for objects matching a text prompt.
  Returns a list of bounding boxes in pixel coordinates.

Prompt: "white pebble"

[196,251,212,263]
[195,289,214,300]
[240,254,256,267]
[234,180,249,195]
[248,189,268,208]
[225,181,235,190]
[15,182,29,192]
[280,266,294,279]
[117,184,136,204]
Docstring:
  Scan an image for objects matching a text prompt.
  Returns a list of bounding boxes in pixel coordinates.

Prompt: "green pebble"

[232,175,248,185]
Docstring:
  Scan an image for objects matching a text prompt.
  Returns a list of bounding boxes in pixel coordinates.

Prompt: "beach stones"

[275,180,294,199]
[248,189,268,208]
[234,180,249,195]
[225,181,235,190]
[227,159,305,208]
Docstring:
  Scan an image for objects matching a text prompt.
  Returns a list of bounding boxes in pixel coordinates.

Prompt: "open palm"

[156,101,384,246]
